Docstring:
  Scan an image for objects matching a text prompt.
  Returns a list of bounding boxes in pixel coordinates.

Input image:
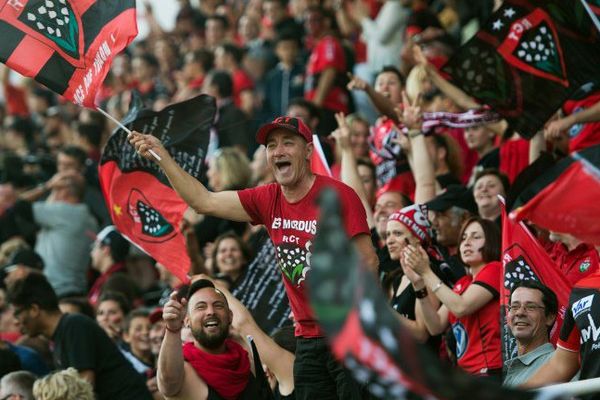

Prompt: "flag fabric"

[0,0,137,107]
[232,233,291,335]
[310,134,332,177]
[308,188,536,400]
[99,94,216,283]
[510,144,600,245]
[500,197,571,361]
[442,0,600,138]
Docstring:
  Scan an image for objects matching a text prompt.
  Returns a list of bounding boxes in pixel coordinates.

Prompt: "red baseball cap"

[256,116,313,145]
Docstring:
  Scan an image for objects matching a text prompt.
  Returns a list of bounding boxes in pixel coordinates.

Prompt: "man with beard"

[157,279,271,399]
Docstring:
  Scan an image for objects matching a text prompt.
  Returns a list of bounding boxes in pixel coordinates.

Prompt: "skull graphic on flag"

[19,0,79,59]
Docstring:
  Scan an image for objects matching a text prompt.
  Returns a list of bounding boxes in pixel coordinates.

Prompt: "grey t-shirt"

[34,201,98,296]
[503,342,555,387]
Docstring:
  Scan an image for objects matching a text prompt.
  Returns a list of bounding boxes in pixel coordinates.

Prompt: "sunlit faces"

[188,288,233,350]
[473,174,504,214]
[374,192,406,239]
[215,238,246,279]
[374,71,403,104]
[124,315,151,357]
[508,287,553,344]
[265,130,312,187]
[385,220,419,260]
[459,221,486,268]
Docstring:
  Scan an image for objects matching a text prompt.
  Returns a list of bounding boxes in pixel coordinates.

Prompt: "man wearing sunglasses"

[503,280,558,386]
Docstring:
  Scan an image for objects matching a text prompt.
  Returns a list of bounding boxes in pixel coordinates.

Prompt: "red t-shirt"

[238,175,370,337]
[447,261,503,375]
[564,91,600,153]
[304,35,348,113]
[232,69,254,108]
[499,138,530,183]
[546,241,600,286]
[369,117,415,199]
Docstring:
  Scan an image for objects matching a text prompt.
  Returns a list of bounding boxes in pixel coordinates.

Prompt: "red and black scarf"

[182,339,250,400]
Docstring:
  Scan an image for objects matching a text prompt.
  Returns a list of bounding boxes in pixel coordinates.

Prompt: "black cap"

[96,226,130,262]
[3,248,45,271]
[425,185,478,214]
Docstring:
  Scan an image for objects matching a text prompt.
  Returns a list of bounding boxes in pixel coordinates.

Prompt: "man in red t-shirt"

[129,116,378,399]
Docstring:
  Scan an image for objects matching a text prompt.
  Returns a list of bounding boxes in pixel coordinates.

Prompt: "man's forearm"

[157,329,185,397]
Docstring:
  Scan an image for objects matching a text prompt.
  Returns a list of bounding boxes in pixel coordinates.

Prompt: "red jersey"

[499,138,530,183]
[546,241,600,286]
[564,91,600,153]
[232,69,254,108]
[448,261,503,375]
[369,117,415,199]
[238,175,370,337]
[304,35,349,113]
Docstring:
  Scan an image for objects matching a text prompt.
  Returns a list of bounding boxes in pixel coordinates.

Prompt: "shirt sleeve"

[558,297,581,352]
[313,37,345,73]
[237,185,272,226]
[472,261,501,298]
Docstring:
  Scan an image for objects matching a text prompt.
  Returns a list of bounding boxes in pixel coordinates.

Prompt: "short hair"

[207,70,233,98]
[122,308,150,334]
[33,368,94,400]
[218,43,245,65]
[376,65,405,85]
[510,280,558,319]
[187,49,214,72]
[211,232,252,275]
[59,297,95,319]
[474,168,510,195]
[97,291,131,316]
[356,158,376,183]
[211,147,252,190]
[187,279,228,306]
[134,53,159,69]
[287,97,320,120]
[76,123,103,148]
[206,14,229,30]
[58,146,87,169]
[0,370,36,397]
[7,273,59,312]
[274,30,301,47]
[457,216,501,265]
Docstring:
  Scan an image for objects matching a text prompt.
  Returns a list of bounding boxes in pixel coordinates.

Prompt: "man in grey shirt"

[503,280,558,386]
[28,171,97,297]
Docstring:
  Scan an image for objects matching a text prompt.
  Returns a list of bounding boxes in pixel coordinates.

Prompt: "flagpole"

[96,107,162,162]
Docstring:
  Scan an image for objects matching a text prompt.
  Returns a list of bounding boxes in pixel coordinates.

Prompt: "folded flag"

[0,0,137,107]
[99,93,216,283]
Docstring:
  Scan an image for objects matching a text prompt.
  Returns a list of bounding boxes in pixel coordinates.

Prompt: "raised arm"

[347,74,399,122]
[128,132,251,222]
[332,113,374,229]
[157,292,188,397]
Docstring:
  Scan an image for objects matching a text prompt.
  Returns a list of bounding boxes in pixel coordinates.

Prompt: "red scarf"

[182,339,250,400]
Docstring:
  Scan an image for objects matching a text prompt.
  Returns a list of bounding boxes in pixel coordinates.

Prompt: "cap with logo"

[255,116,313,145]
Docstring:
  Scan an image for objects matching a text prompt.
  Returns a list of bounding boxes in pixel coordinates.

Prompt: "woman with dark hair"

[403,216,503,377]
[473,168,510,224]
[95,291,131,342]
[210,232,252,290]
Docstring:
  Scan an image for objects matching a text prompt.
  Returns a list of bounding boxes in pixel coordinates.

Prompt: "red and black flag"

[500,198,570,361]
[99,94,216,283]
[0,0,137,107]
[442,0,600,138]
[308,189,536,400]
[510,143,600,245]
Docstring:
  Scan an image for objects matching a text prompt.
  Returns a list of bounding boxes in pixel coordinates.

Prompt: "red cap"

[149,307,163,324]
[256,116,313,145]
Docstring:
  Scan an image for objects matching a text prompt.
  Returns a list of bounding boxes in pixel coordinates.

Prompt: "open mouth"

[204,318,220,330]
[275,160,292,174]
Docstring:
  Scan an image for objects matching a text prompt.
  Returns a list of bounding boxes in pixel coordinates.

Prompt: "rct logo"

[272,218,282,229]
[452,322,468,359]
[572,294,594,319]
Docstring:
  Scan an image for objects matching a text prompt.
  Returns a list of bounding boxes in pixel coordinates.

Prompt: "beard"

[191,324,230,350]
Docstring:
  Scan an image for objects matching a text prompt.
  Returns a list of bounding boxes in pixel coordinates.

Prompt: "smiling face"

[473,174,504,216]
[265,129,313,188]
[508,287,554,346]
[459,221,486,268]
[96,300,125,328]
[188,288,232,350]
[385,220,419,260]
[215,238,246,279]
[374,192,406,239]
[123,316,151,359]
[463,125,495,153]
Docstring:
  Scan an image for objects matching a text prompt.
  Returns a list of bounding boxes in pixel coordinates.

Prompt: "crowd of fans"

[1,0,599,398]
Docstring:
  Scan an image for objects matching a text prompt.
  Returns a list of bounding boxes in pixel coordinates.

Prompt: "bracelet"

[165,325,182,334]
[431,281,444,293]
[414,287,428,299]
[407,129,422,138]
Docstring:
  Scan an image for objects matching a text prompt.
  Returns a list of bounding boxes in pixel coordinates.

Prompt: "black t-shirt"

[559,273,600,385]
[52,314,152,400]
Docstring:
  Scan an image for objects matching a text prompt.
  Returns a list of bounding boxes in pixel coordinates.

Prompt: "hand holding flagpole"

[96,107,162,161]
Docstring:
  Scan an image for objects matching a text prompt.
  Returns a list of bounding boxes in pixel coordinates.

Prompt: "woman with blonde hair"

[206,147,252,191]
[33,368,94,400]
